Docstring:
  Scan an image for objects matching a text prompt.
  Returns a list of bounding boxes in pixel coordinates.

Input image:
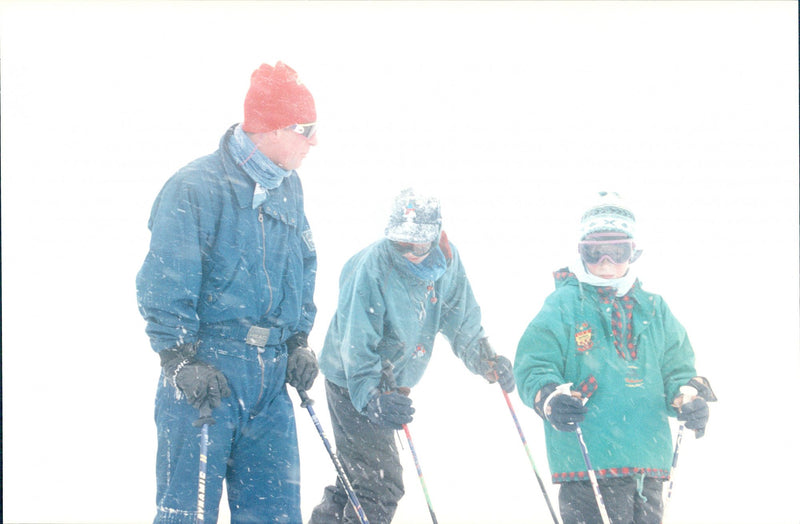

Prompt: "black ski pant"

[309,380,404,524]
[558,476,664,524]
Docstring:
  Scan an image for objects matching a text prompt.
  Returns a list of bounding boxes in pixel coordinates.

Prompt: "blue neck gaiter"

[404,244,447,282]
[230,125,291,206]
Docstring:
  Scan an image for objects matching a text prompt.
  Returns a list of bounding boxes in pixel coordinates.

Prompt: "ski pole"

[662,385,698,523]
[575,426,611,524]
[556,384,611,524]
[296,389,370,524]
[380,360,438,524]
[402,423,439,524]
[196,423,209,524]
[499,387,560,524]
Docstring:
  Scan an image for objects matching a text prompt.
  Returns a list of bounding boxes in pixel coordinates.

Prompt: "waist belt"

[200,322,290,348]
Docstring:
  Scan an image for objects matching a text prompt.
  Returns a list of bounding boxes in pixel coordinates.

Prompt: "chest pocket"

[260,202,298,227]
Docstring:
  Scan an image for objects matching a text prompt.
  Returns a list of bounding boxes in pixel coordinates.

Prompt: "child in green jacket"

[514,192,716,524]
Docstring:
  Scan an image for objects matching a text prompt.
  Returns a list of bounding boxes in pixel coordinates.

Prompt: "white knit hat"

[579,192,636,240]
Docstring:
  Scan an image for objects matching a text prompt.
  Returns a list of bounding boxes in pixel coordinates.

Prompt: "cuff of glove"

[159,344,197,388]
[286,332,309,353]
[687,376,718,402]
[478,337,495,359]
[159,343,196,366]
[542,385,568,421]
[533,383,558,419]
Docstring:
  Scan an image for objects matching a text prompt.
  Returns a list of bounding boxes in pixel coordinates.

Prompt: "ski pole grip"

[679,385,698,405]
[555,382,587,405]
[193,405,216,427]
[297,389,314,408]
[555,383,573,395]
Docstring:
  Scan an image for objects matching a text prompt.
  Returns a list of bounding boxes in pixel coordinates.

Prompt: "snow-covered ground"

[2,2,798,523]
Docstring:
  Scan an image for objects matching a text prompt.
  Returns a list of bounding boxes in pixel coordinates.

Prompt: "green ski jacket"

[514,268,697,482]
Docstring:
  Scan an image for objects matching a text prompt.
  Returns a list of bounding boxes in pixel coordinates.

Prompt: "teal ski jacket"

[318,234,488,411]
[514,269,697,482]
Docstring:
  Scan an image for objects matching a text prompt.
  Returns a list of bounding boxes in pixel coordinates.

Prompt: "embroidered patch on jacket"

[575,322,593,352]
[625,364,644,388]
[412,345,427,359]
[302,229,316,252]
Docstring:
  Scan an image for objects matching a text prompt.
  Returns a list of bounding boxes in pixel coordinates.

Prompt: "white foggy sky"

[1,2,798,523]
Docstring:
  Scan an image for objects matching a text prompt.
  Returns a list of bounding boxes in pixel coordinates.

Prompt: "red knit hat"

[242,61,316,133]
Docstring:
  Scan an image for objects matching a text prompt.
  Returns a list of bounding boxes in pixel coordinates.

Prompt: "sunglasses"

[285,123,317,138]
[578,239,634,264]
[392,241,434,257]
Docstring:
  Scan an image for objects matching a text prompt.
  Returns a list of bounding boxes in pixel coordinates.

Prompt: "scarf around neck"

[403,244,448,282]
[568,255,638,297]
[231,124,292,207]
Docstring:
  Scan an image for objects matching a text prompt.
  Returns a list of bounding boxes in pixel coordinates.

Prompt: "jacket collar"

[219,124,297,211]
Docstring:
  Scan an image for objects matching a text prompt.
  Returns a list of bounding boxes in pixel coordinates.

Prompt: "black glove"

[285,332,319,392]
[674,377,716,438]
[160,345,231,426]
[534,383,587,432]
[478,355,516,393]
[678,398,709,438]
[687,376,718,402]
[364,390,415,430]
[476,338,516,393]
[548,394,587,432]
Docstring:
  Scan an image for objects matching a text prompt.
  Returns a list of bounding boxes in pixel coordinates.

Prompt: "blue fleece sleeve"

[297,211,317,335]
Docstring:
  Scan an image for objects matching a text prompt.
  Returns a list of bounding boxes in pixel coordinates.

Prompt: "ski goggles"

[391,241,434,257]
[578,239,634,264]
[285,122,317,138]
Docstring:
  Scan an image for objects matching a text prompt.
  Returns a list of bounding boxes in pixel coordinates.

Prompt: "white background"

[2,2,798,523]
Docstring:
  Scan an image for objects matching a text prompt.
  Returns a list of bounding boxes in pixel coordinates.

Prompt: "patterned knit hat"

[242,61,316,133]
[385,188,442,243]
[579,192,636,240]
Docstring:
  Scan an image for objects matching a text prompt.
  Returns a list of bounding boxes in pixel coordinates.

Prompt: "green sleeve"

[514,295,569,410]
[658,299,698,414]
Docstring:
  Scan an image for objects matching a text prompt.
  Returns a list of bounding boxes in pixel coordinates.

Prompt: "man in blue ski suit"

[137,62,320,524]
[309,188,516,524]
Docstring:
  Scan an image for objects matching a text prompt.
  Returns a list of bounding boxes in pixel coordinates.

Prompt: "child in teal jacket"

[311,188,515,524]
[514,192,716,524]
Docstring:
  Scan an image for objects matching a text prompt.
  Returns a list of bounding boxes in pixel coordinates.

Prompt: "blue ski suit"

[137,124,316,524]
